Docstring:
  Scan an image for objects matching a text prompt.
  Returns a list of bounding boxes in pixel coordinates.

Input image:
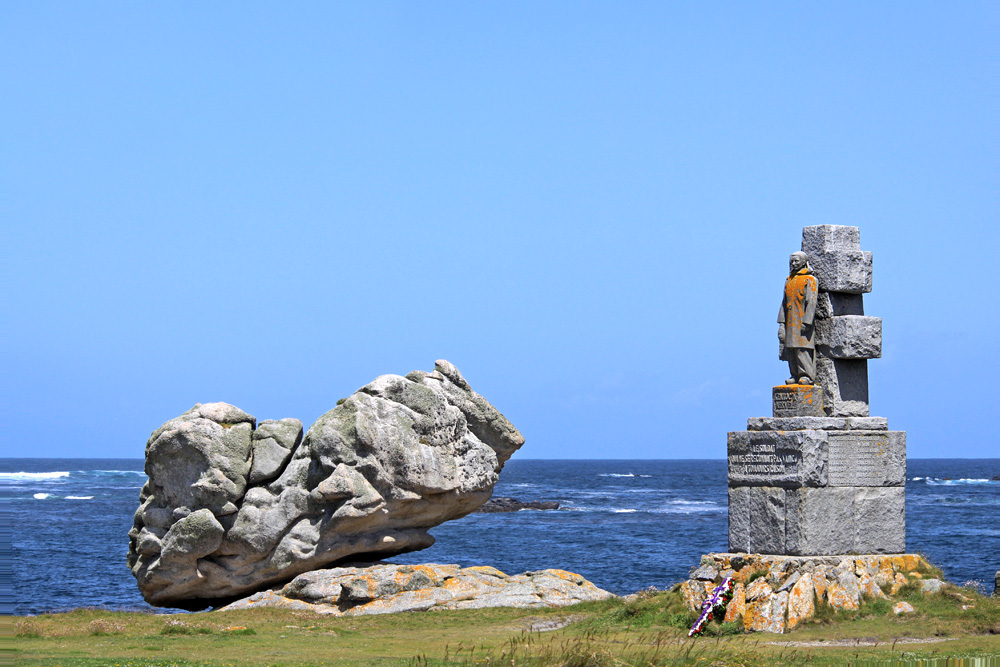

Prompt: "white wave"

[1,471,70,480]
[612,508,638,513]
[654,501,723,514]
[66,496,94,500]
[90,470,146,475]
[639,475,653,478]
[33,493,52,499]
[924,478,992,485]
[599,473,635,478]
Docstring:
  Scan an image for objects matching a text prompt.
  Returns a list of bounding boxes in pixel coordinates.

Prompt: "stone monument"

[678,229,941,633]
[728,225,906,555]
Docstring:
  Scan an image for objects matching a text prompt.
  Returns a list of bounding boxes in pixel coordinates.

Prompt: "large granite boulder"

[128,360,524,609]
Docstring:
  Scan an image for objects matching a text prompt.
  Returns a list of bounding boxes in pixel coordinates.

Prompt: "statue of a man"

[778,251,818,385]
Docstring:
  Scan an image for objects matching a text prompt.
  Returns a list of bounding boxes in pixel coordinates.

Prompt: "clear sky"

[4,3,997,459]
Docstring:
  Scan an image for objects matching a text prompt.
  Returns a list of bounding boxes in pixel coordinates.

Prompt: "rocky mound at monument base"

[680,553,944,634]
[221,562,614,615]
[128,360,524,609]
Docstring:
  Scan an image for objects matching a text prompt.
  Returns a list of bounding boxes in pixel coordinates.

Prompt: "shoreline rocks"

[220,562,614,615]
[475,497,560,513]
[128,360,524,610]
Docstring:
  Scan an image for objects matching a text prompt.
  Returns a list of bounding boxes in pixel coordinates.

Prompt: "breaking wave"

[913,477,994,485]
[1,471,70,480]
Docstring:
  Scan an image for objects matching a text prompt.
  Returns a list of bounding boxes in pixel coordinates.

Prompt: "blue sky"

[4,3,997,459]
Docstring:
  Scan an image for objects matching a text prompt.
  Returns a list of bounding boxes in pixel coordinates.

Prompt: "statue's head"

[789,251,808,275]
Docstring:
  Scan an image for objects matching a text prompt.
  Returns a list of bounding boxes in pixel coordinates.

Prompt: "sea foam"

[1,471,70,480]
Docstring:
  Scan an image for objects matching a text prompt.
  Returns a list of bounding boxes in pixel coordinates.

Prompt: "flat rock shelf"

[221,562,613,615]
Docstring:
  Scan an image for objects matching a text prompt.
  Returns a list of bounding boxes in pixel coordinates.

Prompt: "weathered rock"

[691,564,718,581]
[745,590,788,633]
[724,581,746,623]
[128,361,525,609]
[746,578,773,602]
[680,579,715,610]
[786,573,815,630]
[920,579,945,594]
[475,497,559,513]
[994,571,999,597]
[679,553,938,632]
[859,573,888,600]
[893,601,915,614]
[777,571,800,593]
[221,562,613,615]
[248,419,303,485]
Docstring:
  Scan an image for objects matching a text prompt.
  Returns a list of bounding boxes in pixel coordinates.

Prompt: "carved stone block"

[802,225,873,294]
[848,417,888,430]
[772,385,825,417]
[729,486,751,554]
[855,487,906,553]
[785,487,855,556]
[802,225,862,253]
[747,416,887,431]
[816,315,882,359]
[809,251,873,294]
[748,486,786,554]
[748,416,849,431]
[816,357,869,417]
[827,431,906,487]
[728,431,828,488]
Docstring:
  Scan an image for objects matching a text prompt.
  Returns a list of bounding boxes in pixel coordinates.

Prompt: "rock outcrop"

[128,360,524,609]
[680,553,937,634]
[475,497,560,513]
[221,562,614,615]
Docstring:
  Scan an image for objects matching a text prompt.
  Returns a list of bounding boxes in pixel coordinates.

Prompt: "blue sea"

[5,458,998,616]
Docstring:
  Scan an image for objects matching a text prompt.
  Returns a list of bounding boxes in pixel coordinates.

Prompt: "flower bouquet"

[688,577,735,637]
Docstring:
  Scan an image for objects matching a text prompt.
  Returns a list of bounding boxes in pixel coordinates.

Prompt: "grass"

[10,581,1000,667]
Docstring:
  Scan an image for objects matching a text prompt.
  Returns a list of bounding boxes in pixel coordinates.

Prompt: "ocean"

[4,457,998,616]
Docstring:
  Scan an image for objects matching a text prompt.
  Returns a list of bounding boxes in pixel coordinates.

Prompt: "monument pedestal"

[728,415,906,555]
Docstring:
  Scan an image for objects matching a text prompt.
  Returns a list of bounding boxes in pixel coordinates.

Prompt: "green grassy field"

[11,580,1000,666]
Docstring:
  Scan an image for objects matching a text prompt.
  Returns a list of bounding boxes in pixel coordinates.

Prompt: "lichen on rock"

[679,553,938,634]
[220,562,614,615]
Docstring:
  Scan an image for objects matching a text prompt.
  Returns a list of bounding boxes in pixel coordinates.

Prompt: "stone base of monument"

[679,553,938,634]
[728,415,906,555]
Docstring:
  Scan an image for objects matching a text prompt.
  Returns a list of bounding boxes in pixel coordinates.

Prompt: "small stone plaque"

[827,431,906,486]
[773,385,824,417]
